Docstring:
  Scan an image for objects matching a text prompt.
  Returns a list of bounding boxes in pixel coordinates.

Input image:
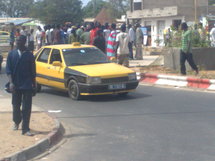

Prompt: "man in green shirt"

[180,22,198,75]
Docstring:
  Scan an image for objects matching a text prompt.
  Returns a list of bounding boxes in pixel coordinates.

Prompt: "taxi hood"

[68,63,134,78]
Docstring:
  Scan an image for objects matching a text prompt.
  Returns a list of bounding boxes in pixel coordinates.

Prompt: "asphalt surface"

[29,85,215,161]
[1,62,215,161]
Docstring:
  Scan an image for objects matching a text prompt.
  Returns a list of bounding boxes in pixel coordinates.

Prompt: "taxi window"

[50,49,62,64]
[37,48,51,63]
[63,48,108,66]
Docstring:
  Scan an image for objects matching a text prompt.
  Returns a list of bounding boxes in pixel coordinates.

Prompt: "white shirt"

[20,30,27,36]
[45,29,52,44]
[116,32,130,55]
[35,30,42,44]
[103,29,111,42]
[128,27,135,42]
[210,27,215,41]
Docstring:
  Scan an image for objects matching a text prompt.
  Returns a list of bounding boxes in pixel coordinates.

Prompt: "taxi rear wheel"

[68,80,81,100]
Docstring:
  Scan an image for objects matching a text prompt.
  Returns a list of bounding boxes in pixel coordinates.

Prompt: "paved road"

[1,67,215,161]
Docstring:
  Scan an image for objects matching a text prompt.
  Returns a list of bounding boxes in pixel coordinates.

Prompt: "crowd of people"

[8,22,144,67]
[163,22,210,47]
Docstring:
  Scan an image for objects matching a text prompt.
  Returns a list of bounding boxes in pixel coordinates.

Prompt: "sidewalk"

[0,95,64,161]
[129,55,215,91]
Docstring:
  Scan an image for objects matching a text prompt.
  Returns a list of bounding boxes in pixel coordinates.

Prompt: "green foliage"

[82,0,108,18]
[108,0,130,18]
[209,0,215,5]
[0,0,34,17]
[29,0,83,25]
[83,0,129,19]
[167,27,210,48]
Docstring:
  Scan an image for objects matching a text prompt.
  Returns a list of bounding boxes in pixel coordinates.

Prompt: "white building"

[127,0,215,46]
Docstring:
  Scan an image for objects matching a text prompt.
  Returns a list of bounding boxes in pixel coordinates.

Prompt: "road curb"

[139,73,215,91]
[0,113,64,161]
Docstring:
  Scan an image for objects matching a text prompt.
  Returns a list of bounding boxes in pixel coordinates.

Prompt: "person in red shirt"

[90,22,101,45]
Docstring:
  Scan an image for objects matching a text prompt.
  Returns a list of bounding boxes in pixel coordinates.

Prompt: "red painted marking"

[187,77,210,89]
[140,73,158,83]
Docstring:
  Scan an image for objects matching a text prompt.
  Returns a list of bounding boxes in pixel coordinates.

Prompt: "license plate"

[108,84,126,90]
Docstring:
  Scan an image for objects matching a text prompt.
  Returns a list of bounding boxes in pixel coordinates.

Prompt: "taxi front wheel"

[68,80,82,100]
[118,92,128,97]
[36,83,42,92]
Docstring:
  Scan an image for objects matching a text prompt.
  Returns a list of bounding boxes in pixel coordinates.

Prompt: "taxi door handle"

[47,67,51,69]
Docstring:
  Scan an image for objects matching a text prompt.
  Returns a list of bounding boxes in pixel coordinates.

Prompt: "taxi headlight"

[128,73,137,81]
[86,77,101,84]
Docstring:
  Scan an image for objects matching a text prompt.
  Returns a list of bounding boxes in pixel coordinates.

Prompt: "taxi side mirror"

[52,61,62,67]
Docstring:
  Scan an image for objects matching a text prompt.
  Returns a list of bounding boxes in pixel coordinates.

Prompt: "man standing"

[6,35,36,136]
[103,23,111,43]
[180,22,198,75]
[116,24,130,67]
[210,24,215,47]
[0,49,3,73]
[135,23,143,60]
[128,24,135,59]
[93,30,106,53]
[35,26,43,50]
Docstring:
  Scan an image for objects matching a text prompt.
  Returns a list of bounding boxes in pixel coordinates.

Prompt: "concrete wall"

[142,0,207,9]
[163,47,215,71]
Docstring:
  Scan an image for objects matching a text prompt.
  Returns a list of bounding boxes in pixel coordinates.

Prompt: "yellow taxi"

[34,43,139,100]
[0,31,10,43]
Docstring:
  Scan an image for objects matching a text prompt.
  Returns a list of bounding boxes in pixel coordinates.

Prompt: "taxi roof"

[44,43,94,50]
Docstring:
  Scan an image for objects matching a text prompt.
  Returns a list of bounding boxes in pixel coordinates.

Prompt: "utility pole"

[194,0,197,23]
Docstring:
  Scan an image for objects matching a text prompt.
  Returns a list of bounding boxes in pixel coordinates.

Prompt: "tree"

[209,0,215,5]
[82,0,108,18]
[108,0,130,18]
[0,0,34,17]
[30,0,83,24]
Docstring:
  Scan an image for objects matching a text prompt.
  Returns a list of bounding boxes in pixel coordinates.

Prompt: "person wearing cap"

[115,24,130,67]
[6,35,36,136]
[180,22,198,75]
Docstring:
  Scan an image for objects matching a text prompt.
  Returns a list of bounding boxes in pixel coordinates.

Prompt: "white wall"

[142,16,183,47]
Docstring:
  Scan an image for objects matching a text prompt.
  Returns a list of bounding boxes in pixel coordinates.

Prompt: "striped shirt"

[106,30,117,58]
[181,30,192,53]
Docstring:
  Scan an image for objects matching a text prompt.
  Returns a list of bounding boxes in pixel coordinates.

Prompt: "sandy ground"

[0,112,55,159]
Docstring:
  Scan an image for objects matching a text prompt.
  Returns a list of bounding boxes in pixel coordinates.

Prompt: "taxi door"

[46,49,65,89]
[35,48,52,86]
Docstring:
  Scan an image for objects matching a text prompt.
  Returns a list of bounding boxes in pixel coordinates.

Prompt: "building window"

[133,0,142,10]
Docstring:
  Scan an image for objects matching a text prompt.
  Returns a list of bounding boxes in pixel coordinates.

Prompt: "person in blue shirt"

[6,35,36,136]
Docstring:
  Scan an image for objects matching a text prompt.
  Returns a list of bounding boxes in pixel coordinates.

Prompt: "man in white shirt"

[210,24,215,47]
[45,25,52,45]
[128,24,135,59]
[116,24,130,67]
[35,26,43,50]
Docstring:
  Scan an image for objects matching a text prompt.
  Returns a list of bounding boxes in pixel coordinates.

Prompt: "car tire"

[118,92,128,97]
[36,83,42,92]
[68,80,82,100]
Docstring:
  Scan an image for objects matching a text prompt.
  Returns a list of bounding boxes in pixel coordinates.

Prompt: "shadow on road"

[38,88,152,102]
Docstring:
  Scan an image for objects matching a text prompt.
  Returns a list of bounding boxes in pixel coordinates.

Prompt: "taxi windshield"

[63,47,109,66]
